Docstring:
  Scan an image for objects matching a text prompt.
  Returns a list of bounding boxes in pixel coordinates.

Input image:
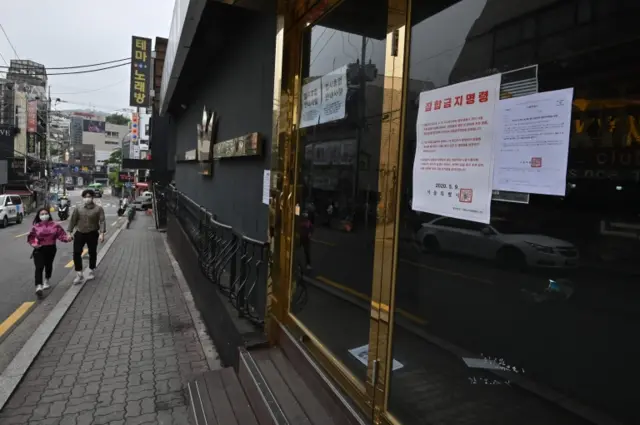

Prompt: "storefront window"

[390,0,639,424]
[290,0,389,383]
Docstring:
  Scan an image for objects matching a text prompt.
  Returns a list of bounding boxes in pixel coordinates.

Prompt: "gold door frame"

[267,0,412,423]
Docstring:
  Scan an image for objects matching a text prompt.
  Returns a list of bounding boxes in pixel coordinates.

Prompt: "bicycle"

[291,258,309,314]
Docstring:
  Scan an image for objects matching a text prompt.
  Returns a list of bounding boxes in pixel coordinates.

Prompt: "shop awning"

[135,183,149,189]
[5,190,32,196]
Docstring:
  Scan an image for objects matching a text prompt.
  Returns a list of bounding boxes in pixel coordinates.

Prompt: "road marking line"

[0,302,35,338]
[14,232,29,239]
[399,258,494,285]
[315,275,428,326]
[64,249,87,268]
[316,275,369,302]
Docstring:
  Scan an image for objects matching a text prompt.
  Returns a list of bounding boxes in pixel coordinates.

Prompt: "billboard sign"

[139,113,150,141]
[129,36,152,107]
[0,82,14,126]
[82,119,106,133]
[131,113,139,142]
[27,100,37,133]
[118,172,134,182]
[27,133,36,154]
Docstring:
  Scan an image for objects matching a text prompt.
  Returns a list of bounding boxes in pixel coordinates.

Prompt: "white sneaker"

[42,279,51,290]
[85,269,95,280]
[35,284,43,295]
[73,272,85,285]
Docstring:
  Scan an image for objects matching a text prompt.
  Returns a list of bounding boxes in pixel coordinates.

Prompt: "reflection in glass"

[390,0,639,424]
[289,0,389,383]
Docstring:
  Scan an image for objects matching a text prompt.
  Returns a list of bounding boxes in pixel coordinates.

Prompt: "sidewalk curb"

[162,234,221,372]
[0,221,128,411]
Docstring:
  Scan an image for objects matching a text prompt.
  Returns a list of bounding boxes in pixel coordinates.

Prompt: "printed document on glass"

[493,88,574,196]
[262,170,271,205]
[412,74,501,224]
[299,78,322,129]
[319,65,347,124]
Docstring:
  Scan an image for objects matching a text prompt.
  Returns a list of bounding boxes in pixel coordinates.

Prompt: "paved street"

[0,190,126,342]
[0,214,210,424]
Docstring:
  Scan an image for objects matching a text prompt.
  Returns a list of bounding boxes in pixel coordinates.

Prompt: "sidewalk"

[0,218,213,424]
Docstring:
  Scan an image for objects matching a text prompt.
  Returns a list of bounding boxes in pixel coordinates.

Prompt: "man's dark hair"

[81,189,95,198]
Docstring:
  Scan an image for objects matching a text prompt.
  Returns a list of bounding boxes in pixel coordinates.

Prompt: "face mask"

[39,214,50,221]
[83,197,93,205]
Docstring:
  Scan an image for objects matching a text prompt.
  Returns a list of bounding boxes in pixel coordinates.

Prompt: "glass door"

[283,0,409,419]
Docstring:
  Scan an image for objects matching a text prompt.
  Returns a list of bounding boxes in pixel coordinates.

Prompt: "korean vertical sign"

[27,100,37,154]
[129,36,152,107]
[412,74,501,224]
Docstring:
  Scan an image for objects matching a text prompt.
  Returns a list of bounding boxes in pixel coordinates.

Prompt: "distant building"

[6,60,47,89]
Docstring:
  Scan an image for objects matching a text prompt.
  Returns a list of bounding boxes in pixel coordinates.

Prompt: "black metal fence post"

[165,187,269,327]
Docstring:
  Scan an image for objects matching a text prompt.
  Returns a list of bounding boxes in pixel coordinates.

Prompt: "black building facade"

[158,1,639,424]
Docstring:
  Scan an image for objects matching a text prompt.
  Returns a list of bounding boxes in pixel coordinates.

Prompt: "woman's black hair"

[32,208,51,225]
[81,189,95,198]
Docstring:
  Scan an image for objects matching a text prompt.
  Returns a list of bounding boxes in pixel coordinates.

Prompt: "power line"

[0,56,131,70]
[51,79,128,95]
[47,62,130,76]
[310,31,337,67]
[0,23,19,59]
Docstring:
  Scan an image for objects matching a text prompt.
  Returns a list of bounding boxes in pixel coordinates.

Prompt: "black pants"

[33,245,57,286]
[73,231,99,272]
[301,237,311,266]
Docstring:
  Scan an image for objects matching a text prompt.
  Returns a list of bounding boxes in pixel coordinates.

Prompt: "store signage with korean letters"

[129,36,152,107]
[27,100,37,133]
[413,71,574,224]
[213,132,262,159]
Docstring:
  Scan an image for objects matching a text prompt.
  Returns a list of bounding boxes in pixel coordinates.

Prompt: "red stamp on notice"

[531,157,542,168]
[459,189,473,203]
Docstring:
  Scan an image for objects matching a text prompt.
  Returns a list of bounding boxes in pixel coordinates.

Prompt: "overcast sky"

[1,0,175,114]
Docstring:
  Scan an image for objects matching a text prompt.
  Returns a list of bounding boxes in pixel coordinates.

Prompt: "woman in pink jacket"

[27,208,72,296]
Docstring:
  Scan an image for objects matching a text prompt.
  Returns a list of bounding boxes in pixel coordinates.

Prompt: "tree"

[108,170,123,188]
[106,113,130,126]
[104,148,122,166]
[106,149,123,188]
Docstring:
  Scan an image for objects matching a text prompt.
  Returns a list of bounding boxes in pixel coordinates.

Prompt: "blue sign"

[74,167,79,173]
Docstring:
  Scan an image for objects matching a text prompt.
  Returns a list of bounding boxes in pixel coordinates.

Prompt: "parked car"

[415,216,579,269]
[88,183,103,197]
[0,194,24,228]
[132,194,153,210]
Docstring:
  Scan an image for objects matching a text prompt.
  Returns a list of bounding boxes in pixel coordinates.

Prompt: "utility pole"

[46,85,51,196]
[352,36,367,227]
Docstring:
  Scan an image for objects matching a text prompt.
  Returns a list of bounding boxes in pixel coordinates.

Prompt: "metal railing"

[160,185,268,326]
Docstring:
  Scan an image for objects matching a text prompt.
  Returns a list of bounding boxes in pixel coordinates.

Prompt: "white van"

[0,195,25,228]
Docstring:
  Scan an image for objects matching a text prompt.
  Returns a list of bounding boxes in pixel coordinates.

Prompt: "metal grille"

[162,185,268,326]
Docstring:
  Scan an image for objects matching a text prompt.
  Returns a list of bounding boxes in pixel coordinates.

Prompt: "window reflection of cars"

[415,217,579,268]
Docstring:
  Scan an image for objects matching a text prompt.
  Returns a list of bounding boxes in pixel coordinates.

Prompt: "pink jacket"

[27,221,71,247]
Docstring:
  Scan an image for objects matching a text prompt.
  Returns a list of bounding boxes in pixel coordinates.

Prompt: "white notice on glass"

[493,88,574,196]
[262,170,271,205]
[300,78,322,128]
[348,344,404,371]
[319,65,347,124]
[412,74,501,224]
